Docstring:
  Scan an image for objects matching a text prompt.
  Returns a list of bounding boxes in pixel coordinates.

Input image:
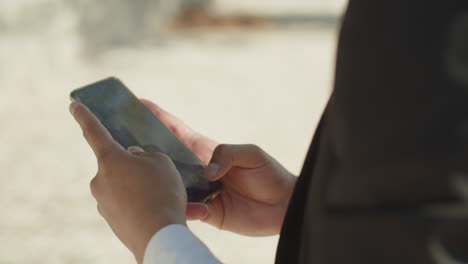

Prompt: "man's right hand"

[142,99,297,236]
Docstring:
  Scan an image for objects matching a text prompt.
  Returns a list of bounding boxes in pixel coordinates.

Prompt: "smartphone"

[70,77,221,203]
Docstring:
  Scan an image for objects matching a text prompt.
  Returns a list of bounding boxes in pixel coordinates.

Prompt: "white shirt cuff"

[143,224,221,264]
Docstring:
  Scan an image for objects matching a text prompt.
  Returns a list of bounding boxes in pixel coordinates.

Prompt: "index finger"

[140,98,218,163]
[70,101,123,161]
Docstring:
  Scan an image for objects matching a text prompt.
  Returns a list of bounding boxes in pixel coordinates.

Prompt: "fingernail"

[199,203,209,218]
[128,146,145,153]
[205,163,220,179]
[186,203,209,220]
[69,102,79,115]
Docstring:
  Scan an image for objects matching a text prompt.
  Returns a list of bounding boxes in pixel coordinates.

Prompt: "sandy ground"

[0,1,344,263]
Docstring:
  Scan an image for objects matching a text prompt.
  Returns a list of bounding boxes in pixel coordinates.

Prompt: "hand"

[70,102,187,264]
[142,99,296,236]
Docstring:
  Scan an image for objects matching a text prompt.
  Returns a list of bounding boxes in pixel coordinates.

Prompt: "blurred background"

[0,0,346,263]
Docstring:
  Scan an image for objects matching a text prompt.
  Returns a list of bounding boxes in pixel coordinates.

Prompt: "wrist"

[133,213,187,264]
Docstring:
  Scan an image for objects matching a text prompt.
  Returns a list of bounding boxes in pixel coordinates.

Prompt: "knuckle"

[73,103,85,118]
[80,122,94,142]
[150,152,171,162]
[97,205,103,217]
[245,144,266,156]
[82,128,90,141]
[160,153,172,162]
[90,177,99,197]
[130,151,146,157]
[250,144,267,157]
[96,162,107,174]
[96,148,114,164]
[168,124,180,136]
[214,144,228,157]
[245,144,261,152]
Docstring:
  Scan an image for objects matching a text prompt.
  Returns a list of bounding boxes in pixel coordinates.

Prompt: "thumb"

[187,197,225,229]
[186,203,209,221]
[127,146,145,156]
[204,144,269,181]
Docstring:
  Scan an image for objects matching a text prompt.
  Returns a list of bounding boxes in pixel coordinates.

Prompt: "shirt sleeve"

[143,224,222,264]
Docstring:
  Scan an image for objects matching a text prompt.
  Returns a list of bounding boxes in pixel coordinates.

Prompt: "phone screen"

[70,77,221,203]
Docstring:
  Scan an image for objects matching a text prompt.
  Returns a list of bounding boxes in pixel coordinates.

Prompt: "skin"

[70,99,297,263]
[70,101,187,263]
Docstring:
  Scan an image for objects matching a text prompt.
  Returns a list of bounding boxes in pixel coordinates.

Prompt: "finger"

[199,195,225,229]
[70,102,123,161]
[205,144,270,181]
[90,176,99,199]
[186,203,209,221]
[140,98,218,163]
[128,146,145,155]
[128,148,168,162]
[97,204,103,217]
[140,99,194,141]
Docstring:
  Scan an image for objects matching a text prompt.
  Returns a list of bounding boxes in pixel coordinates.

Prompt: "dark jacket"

[276,1,468,263]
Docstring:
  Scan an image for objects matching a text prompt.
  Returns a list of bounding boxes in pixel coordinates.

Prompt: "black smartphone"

[70,77,221,203]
